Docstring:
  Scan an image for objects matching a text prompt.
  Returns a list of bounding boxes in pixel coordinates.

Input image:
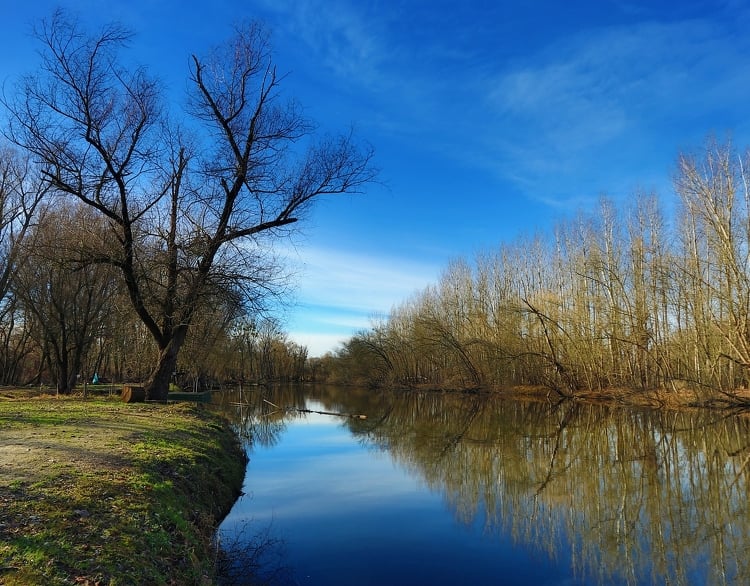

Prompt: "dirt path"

[1,399,167,482]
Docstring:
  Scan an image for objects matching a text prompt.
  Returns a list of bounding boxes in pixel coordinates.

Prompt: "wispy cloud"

[256,1,750,212]
[254,0,393,88]
[475,14,750,206]
[285,245,440,314]
[280,245,441,355]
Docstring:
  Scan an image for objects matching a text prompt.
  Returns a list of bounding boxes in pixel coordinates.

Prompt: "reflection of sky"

[221,410,595,586]
[226,415,426,522]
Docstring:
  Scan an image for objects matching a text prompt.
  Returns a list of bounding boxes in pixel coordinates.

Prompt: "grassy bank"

[0,393,247,585]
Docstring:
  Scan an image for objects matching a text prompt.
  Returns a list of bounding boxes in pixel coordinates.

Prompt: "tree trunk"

[144,327,187,401]
[56,356,72,395]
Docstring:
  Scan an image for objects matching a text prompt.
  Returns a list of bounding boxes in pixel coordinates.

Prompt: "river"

[215,385,750,585]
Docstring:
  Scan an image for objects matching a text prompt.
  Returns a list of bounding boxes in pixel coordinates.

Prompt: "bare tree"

[674,141,750,393]
[13,203,119,393]
[0,147,46,383]
[4,11,376,399]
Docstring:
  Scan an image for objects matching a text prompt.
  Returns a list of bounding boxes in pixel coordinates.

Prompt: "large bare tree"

[4,11,376,399]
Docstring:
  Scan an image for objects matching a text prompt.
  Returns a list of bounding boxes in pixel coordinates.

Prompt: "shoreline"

[381,382,750,413]
[0,394,247,585]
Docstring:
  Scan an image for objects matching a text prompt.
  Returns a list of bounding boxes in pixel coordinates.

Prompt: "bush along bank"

[0,397,247,585]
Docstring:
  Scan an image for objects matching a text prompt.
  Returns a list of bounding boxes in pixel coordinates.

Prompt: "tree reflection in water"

[219,386,750,585]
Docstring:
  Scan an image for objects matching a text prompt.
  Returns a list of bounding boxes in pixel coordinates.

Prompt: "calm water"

[216,386,750,585]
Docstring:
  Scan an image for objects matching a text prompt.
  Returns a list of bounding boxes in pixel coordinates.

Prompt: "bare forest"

[331,142,750,407]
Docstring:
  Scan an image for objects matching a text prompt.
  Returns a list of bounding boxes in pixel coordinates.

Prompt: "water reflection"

[217,386,750,585]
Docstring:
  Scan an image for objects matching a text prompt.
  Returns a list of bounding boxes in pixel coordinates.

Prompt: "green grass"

[0,396,247,585]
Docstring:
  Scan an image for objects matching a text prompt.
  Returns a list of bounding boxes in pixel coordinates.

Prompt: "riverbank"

[0,392,247,585]
[390,382,750,412]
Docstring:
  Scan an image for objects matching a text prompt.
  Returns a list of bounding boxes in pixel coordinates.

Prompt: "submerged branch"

[262,398,367,419]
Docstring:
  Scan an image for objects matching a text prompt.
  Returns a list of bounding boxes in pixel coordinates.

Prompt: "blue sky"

[3,1,750,356]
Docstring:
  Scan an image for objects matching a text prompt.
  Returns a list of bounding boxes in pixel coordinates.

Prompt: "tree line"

[331,141,750,405]
[0,10,374,396]
[0,191,314,391]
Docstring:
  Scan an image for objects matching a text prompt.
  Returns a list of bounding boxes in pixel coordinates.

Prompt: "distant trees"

[13,204,118,393]
[0,148,46,384]
[0,191,323,390]
[3,11,375,399]
[181,316,308,388]
[334,142,750,404]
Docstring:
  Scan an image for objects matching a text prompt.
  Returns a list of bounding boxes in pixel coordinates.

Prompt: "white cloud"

[286,245,441,314]
[280,245,442,356]
[254,0,392,87]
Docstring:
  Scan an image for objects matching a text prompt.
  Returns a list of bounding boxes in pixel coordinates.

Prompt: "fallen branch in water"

[262,399,367,419]
[295,408,367,420]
